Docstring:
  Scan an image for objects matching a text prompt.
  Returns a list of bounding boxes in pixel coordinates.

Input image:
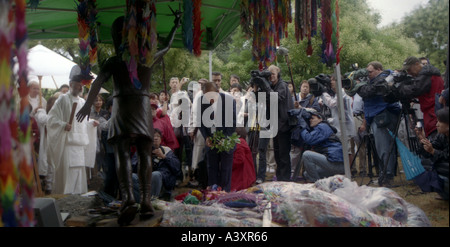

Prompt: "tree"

[401,0,449,71]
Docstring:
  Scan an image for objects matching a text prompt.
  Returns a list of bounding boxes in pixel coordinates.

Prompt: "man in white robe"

[47,66,98,194]
[28,76,47,117]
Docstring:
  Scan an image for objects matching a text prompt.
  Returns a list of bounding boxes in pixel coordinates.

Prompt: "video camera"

[288,108,313,128]
[346,69,369,88]
[310,74,332,97]
[342,67,369,97]
[249,70,272,92]
[383,70,415,103]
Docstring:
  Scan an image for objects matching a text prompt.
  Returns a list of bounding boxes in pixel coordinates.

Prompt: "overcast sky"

[366,0,429,27]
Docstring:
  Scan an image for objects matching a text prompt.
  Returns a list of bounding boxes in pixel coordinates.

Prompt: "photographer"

[392,56,445,140]
[356,61,401,186]
[249,66,294,182]
[267,65,295,181]
[300,111,345,182]
[414,107,449,200]
[290,79,320,180]
[321,75,356,159]
[294,80,321,112]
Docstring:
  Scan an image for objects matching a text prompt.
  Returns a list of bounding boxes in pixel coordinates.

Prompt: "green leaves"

[402,0,449,72]
[210,131,241,153]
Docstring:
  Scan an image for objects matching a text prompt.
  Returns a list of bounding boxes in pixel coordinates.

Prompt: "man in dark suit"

[199,81,237,192]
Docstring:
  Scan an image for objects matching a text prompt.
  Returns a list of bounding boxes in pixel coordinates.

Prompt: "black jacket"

[199,92,237,139]
[396,65,441,98]
[269,79,294,133]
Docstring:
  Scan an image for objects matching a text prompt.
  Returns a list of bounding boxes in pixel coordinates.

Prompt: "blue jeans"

[370,111,399,179]
[132,171,163,202]
[302,151,344,182]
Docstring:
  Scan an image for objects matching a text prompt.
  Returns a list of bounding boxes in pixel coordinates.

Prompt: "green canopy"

[26,0,241,50]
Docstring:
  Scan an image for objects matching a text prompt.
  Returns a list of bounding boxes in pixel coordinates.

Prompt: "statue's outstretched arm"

[150,9,182,68]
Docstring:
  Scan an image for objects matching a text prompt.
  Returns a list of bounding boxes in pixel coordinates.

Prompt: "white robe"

[188,91,205,170]
[30,95,48,178]
[28,95,47,117]
[34,108,49,176]
[46,94,96,194]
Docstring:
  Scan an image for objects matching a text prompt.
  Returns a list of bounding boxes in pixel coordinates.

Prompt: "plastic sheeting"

[159,175,431,227]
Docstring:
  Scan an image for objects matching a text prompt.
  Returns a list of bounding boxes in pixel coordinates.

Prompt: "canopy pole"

[38,75,43,107]
[334,63,351,179]
[51,75,59,90]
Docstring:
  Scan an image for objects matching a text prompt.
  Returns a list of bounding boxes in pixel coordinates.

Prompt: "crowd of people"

[28,56,448,208]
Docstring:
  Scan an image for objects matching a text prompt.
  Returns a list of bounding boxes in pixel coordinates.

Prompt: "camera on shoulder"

[250,70,272,92]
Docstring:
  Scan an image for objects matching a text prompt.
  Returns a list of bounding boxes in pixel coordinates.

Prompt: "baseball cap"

[402,56,420,71]
[309,110,324,120]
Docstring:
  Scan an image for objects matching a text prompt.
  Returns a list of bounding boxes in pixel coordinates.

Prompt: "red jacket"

[397,65,444,137]
[231,138,256,191]
[418,74,444,137]
[153,108,179,150]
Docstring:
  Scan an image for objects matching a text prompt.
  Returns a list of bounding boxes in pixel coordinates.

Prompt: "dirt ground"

[52,163,449,227]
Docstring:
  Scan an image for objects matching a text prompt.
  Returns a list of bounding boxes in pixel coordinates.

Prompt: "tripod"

[377,101,420,186]
[350,115,381,185]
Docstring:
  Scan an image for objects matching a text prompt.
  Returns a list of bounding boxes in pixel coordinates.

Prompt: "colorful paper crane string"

[241,0,292,69]
[193,0,204,57]
[1,0,34,227]
[320,0,342,66]
[15,0,34,227]
[294,0,318,57]
[121,0,157,90]
[241,0,341,66]
[76,0,97,87]
[182,0,194,53]
[0,0,19,228]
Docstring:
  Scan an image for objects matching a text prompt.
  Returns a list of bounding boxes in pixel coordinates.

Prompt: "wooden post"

[69,102,78,126]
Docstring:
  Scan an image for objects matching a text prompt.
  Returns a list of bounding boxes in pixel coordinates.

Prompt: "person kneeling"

[300,112,345,182]
[414,107,449,200]
[132,128,182,201]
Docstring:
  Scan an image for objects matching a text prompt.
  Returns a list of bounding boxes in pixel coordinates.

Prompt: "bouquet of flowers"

[210,131,240,153]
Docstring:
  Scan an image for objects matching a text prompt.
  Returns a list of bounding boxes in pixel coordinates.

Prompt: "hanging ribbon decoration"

[1,0,34,227]
[76,0,97,87]
[121,0,157,89]
[241,0,292,70]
